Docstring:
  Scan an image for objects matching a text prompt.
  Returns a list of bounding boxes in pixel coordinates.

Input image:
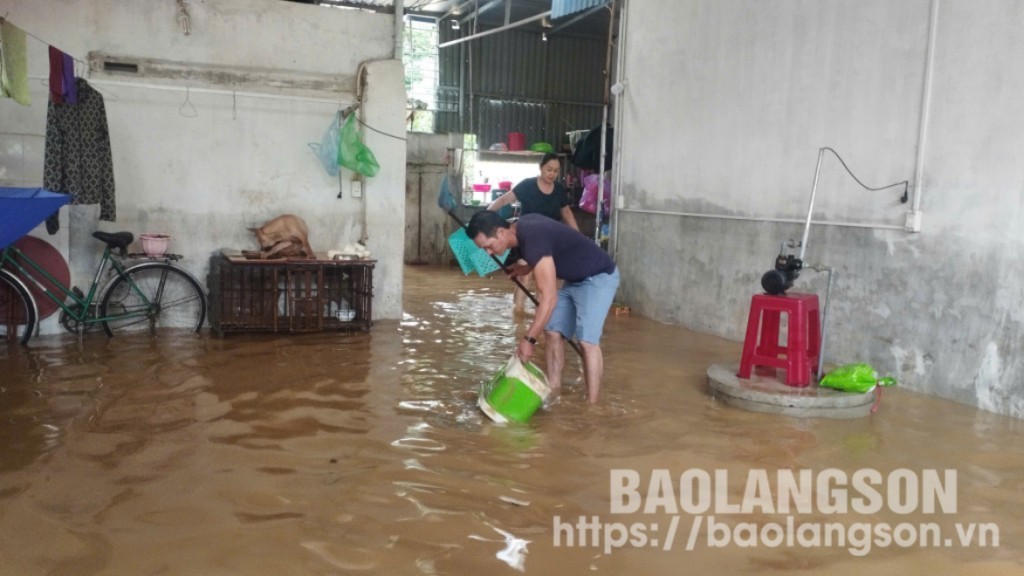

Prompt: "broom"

[438,174,585,360]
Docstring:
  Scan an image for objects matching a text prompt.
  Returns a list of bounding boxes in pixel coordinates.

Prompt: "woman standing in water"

[488,152,580,313]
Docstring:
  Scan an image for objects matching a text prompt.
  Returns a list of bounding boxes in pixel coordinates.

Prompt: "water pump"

[759,147,909,295]
[761,244,803,295]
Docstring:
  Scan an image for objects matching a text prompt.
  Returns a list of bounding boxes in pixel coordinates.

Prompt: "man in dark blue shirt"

[466,211,620,403]
[486,153,580,315]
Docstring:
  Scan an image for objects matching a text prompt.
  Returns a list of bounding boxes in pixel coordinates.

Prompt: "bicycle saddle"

[92,231,134,250]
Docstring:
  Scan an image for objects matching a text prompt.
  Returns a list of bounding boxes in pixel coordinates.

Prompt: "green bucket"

[479,356,551,424]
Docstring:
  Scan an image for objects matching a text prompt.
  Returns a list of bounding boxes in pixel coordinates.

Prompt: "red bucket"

[507,132,526,151]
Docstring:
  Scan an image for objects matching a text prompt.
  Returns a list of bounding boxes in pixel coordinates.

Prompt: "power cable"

[822,147,909,204]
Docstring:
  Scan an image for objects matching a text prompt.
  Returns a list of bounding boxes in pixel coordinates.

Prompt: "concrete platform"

[707,363,877,419]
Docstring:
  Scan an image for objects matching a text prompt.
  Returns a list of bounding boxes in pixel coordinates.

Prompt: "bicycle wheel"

[100,263,207,335]
[0,269,37,345]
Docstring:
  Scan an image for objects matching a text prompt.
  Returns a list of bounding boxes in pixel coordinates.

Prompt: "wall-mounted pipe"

[910,0,940,227]
[615,207,907,232]
[394,0,404,59]
[806,263,835,382]
[594,0,616,244]
[799,147,826,260]
[438,11,551,48]
[610,0,629,261]
[71,76,356,106]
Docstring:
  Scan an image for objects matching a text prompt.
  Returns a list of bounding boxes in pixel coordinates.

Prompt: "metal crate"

[208,255,374,335]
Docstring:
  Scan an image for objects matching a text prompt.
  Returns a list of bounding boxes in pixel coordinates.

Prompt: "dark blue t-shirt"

[515,214,615,282]
[513,177,570,222]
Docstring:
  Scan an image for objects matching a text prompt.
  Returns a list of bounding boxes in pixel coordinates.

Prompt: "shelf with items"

[477,150,550,161]
[472,150,576,207]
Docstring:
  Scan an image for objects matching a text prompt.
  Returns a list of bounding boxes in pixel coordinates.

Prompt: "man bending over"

[467,210,620,403]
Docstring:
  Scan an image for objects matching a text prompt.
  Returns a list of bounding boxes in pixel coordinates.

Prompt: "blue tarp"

[0,187,70,249]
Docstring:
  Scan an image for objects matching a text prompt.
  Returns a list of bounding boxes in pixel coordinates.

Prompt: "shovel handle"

[446,210,585,359]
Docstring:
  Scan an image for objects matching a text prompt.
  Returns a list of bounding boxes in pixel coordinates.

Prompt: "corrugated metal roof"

[303,0,610,139]
[299,0,610,38]
[435,23,604,144]
[552,0,605,19]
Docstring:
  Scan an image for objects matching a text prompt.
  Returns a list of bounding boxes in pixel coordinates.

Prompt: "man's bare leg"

[580,341,603,403]
[512,287,526,314]
[513,271,533,315]
[544,330,565,391]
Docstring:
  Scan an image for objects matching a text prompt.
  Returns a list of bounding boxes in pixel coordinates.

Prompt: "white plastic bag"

[308,111,341,177]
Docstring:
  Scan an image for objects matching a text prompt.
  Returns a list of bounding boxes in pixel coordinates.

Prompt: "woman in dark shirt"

[488,153,580,230]
[487,153,580,314]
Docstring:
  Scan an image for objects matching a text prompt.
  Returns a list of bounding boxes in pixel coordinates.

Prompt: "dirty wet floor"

[1,265,1023,575]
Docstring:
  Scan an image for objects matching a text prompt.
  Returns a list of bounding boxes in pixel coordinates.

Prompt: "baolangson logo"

[609,468,957,515]
[551,468,1000,556]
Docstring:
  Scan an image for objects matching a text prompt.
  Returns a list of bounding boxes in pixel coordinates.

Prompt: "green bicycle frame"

[0,244,159,325]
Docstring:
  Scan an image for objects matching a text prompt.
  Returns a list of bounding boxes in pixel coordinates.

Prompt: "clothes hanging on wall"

[44,78,116,234]
[48,46,64,103]
[62,53,77,104]
[48,47,79,105]
[0,19,31,105]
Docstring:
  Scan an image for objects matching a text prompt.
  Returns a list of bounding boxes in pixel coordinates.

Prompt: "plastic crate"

[208,254,374,335]
[447,228,508,277]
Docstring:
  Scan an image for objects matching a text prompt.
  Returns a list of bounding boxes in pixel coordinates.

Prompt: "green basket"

[447,228,508,277]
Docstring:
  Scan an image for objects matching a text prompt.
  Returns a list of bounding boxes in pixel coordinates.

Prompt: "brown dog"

[249,214,315,259]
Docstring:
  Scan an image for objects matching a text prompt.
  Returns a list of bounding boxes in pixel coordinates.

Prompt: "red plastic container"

[472,183,491,192]
[507,132,526,151]
[498,181,513,190]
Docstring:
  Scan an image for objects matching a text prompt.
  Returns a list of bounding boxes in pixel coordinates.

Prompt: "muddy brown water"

[1,265,1022,574]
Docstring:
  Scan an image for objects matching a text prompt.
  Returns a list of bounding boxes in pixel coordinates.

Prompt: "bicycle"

[1,230,208,345]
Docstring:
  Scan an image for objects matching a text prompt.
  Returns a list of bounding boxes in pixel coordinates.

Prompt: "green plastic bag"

[337,113,380,177]
[819,363,896,393]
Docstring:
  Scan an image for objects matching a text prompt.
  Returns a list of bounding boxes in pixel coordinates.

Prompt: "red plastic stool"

[737,293,821,387]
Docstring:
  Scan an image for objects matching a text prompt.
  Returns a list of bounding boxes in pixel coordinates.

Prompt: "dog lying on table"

[249,214,315,259]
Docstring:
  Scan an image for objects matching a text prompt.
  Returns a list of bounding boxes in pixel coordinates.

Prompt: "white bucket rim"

[478,396,509,424]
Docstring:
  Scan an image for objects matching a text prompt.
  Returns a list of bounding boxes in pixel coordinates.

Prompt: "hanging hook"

[179,85,198,117]
[177,0,192,36]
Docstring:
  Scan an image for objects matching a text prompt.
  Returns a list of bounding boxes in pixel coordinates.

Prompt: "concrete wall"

[0,0,407,327]
[614,0,1024,416]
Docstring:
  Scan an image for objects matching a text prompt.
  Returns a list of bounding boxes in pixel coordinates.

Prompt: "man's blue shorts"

[545,267,620,345]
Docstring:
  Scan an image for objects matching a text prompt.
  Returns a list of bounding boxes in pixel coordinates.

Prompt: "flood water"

[1,265,1023,575]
